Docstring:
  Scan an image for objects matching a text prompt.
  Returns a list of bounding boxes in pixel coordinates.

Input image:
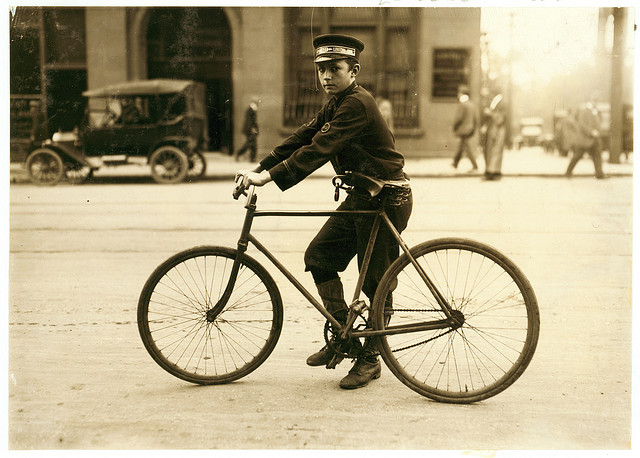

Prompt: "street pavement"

[7,171,634,450]
[8,146,635,184]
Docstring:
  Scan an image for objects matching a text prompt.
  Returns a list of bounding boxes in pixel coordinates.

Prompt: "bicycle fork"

[206,190,258,322]
[206,190,345,329]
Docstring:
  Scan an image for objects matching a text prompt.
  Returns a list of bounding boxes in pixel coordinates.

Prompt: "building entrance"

[147,7,232,153]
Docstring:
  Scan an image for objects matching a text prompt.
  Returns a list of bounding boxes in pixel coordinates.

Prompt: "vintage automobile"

[514,117,544,148]
[24,79,209,185]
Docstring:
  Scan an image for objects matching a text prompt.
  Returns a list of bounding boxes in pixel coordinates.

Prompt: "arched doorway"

[147,7,232,153]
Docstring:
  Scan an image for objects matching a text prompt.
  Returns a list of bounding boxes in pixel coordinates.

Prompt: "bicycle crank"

[323,320,365,361]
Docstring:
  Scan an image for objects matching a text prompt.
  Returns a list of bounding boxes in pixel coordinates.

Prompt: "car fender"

[30,141,95,168]
[149,137,198,157]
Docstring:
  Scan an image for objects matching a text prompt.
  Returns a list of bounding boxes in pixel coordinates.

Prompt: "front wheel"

[138,246,284,385]
[25,148,64,185]
[373,238,540,403]
[149,145,189,184]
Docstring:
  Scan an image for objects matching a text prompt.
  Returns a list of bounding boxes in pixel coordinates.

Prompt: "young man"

[564,95,606,179]
[451,84,478,171]
[235,96,260,162]
[236,34,412,389]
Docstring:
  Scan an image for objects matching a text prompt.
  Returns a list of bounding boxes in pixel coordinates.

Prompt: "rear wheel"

[26,148,64,186]
[65,162,93,184]
[138,246,284,384]
[186,151,207,180]
[373,238,540,403]
[149,146,189,184]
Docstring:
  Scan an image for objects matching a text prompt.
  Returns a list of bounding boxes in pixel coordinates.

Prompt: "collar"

[331,82,358,104]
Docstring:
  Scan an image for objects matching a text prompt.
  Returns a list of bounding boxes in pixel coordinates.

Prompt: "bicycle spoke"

[139,247,283,384]
[375,238,539,403]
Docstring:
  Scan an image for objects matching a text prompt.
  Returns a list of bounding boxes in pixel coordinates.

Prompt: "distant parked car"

[514,117,544,149]
[25,79,209,185]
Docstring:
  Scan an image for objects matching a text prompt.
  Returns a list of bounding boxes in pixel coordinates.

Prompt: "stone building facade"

[10,6,481,160]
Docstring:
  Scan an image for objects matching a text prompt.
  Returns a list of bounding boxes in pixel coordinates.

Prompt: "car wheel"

[65,162,93,184]
[187,152,207,181]
[26,148,64,186]
[149,146,189,184]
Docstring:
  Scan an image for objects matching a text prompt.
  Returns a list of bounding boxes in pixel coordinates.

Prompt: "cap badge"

[316,46,356,57]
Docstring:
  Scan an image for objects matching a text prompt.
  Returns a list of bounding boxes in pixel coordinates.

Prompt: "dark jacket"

[453,97,477,138]
[260,82,405,191]
[242,105,258,136]
[574,103,601,149]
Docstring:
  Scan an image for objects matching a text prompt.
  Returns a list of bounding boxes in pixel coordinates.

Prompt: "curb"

[9,150,634,184]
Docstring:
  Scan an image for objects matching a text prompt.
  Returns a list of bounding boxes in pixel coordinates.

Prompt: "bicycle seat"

[338,172,410,198]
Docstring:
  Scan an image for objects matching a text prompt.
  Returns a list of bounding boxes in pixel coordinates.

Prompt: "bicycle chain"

[393,308,441,313]
[324,308,458,354]
[387,308,458,353]
[390,327,457,353]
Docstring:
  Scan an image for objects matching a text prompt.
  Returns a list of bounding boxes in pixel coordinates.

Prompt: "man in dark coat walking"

[235,97,260,162]
[451,84,478,171]
[565,96,607,179]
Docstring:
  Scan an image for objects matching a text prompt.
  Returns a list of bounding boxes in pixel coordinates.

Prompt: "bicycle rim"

[138,246,283,384]
[374,238,539,403]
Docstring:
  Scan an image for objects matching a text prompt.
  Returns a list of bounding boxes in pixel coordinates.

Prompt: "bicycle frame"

[212,185,459,340]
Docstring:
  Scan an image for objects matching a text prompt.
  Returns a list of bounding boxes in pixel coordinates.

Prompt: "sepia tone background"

[6,2,636,453]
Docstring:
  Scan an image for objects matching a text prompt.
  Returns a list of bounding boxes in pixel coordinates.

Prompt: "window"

[432,48,470,99]
[43,8,86,65]
[10,7,42,139]
[284,7,419,129]
[10,7,41,95]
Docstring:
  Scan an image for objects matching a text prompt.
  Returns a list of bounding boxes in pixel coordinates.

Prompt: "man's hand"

[235,169,272,189]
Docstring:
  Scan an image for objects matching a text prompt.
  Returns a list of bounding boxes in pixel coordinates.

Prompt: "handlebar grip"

[232,185,245,200]
[233,175,246,200]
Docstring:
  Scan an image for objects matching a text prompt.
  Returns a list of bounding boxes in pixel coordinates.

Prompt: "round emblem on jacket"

[321,122,331,133]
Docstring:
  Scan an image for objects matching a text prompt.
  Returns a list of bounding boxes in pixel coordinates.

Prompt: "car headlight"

[52,131,78,142]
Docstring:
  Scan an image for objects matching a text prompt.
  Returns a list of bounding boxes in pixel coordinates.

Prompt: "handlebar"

[234,173,354,204]
[233,175,248,200]
[233,174,256,207]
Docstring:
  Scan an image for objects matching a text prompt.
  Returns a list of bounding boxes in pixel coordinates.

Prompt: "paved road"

[8,174,633,450]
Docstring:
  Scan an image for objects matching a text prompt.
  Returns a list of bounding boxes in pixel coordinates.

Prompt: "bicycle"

[137,173,540,403]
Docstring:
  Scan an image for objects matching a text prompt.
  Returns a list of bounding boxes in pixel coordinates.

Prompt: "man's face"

[316,60,357,96]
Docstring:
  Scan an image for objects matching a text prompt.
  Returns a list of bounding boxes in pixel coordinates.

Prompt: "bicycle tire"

[372,237,539,403]
[138,246,284,384]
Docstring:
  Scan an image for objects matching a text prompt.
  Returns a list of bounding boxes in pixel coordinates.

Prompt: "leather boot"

[339,355,382,389]
[306,279,348,367]
[339,309,388,388]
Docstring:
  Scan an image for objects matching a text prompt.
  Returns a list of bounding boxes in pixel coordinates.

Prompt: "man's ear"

[352,64,360,76]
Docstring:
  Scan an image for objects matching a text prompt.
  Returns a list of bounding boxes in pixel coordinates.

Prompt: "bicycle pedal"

[325,354,344,369]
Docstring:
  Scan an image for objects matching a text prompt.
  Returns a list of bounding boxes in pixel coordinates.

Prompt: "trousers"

[236,133,257,162]
[304,190,413,302]
[565,137,605,178]
[452,136,478,169]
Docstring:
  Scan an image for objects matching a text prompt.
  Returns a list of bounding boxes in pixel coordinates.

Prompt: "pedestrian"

[235,34,412,390]
[565,96,607,179]
[451,84,478,171]
[235,96,260,162]
[555,109,577,157]
[483,93,507,181]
